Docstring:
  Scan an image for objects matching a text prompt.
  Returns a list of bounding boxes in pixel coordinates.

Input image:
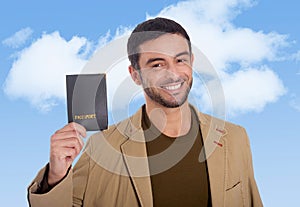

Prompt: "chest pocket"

[225,181,244,207]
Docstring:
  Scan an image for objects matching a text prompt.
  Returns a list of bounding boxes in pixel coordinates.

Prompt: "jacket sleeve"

[27,165,73,207]
[243,128,263,207]
[27,151,91,207]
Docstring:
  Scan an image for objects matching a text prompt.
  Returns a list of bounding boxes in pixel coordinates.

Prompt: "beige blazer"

[28,106,263,207]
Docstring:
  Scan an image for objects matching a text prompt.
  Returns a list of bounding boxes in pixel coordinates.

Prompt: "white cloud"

[221,67,286,115]
[289,94,300,112]
[2,27,33,48]
[3,0,291,117]
[3,32,90,112]
[291,50,300,62]
[149,0,289,71]
[189,67,286,117]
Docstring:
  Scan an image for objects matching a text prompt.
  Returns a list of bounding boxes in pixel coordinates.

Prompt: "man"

[28,17,263,206]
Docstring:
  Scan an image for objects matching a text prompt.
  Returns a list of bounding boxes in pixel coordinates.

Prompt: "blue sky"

[1,0,299,206]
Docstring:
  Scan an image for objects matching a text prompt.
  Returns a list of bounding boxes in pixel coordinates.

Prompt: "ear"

[128,65,142,85]
[191,53,194,66]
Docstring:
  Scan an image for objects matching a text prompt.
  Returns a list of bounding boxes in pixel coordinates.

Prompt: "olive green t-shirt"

[142,106,212,207]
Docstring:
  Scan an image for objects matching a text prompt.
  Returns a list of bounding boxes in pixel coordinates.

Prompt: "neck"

[145,100,191,138]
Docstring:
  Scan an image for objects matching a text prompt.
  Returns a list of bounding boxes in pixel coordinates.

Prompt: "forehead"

[138,33,190,57]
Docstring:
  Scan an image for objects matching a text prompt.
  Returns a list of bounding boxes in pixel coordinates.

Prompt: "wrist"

[47,167,71,186]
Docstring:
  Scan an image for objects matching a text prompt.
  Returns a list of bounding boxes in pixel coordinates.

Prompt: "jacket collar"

[120,105,227,207]
[120,108,153,207]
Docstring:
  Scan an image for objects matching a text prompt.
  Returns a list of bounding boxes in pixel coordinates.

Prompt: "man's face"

[136,33,193,108]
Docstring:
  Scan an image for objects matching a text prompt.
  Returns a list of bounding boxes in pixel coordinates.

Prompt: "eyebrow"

[175,51,190,57]
[145,51,190,65]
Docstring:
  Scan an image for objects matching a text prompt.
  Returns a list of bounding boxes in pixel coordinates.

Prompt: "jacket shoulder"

[199,112,249,145]
[200,112,246,131]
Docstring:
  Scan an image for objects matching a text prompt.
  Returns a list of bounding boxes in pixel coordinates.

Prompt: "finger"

[51,138,84,155]
[70,122,87,137]
[61,147,77,160]
[51,147,77,162]
[56,122,87,138]
[51,131,84,147]
[56,122,86,137]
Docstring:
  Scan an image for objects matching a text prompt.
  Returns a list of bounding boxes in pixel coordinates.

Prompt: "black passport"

[66,74,108,131]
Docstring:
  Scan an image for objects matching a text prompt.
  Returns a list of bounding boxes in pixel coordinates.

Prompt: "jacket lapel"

[198,111,227,207]
[120,108,153,207]
[119,107,228,207]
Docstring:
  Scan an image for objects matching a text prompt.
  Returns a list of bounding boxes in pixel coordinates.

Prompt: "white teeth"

[164,83,181,90]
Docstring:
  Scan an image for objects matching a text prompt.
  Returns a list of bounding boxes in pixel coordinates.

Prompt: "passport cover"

[66,74,108,131]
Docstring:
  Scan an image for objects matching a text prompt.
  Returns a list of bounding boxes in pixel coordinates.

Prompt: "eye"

[151,62,164,70]
[177,58,187,64]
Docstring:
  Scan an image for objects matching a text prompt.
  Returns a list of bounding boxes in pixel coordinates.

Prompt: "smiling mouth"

[161,82,184,91]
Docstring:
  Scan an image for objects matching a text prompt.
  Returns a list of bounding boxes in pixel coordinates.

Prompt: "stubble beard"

[143,78,193,108]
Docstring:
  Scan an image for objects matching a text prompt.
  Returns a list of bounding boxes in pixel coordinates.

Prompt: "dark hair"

[127,17,192,70]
